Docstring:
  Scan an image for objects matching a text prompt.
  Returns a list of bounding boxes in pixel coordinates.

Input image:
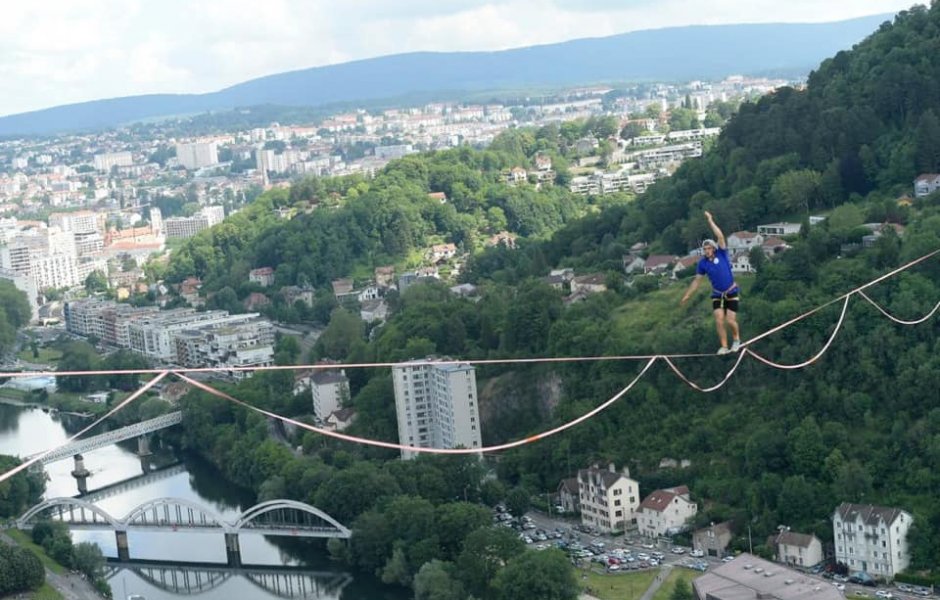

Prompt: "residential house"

[672,256,699,278]
[178,277,203,307]
[427,191,448,203]
[644,255,677,275]
[636,485,698,538]
[771,530,824,568]
[360,298,388,322]
[293,370,313,395]
[623,254,646,274]
[896,194,914,207]
[356,284,381,303]
[534,154,553,171]
[693,522,734,558]
[731,251,756,274]
[761,236,789,256]
[331,278,355,300]
[249,266,275,287]
[727,231,764,252]
[913,173,940,197]
[557,477,580,513]
[693,554,843,600]
[508,167,528,184]
[543,274,567,291]
[323,407,357,432]
[430,243,457,262]
[577,463,640,533]
[757,222,801,236]
[833,502,912,579]
[570,274,607,295]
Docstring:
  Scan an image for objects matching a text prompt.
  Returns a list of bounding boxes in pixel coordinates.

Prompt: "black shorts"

[712,292,739,313]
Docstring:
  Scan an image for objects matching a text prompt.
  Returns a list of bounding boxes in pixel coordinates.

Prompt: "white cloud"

[0,0,919,116]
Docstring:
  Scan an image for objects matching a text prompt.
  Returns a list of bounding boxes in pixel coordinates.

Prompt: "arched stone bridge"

[18,497,350,566]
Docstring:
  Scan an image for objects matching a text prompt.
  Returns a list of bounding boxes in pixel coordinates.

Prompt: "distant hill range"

[0,14,893,136]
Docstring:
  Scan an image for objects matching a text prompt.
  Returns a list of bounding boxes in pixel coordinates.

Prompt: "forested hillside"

[174,4,940,594]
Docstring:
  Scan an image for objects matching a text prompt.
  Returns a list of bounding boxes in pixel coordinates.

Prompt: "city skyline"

[0,0,917,117]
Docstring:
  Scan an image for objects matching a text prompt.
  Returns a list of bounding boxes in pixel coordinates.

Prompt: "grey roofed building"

[693,553,842,600]
[833,503,905,527]
[311,369,348,386]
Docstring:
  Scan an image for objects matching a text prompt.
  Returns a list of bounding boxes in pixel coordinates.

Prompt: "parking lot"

[492,507,936,598]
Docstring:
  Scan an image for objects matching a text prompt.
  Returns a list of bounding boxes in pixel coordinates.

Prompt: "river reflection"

[0,403,407,600]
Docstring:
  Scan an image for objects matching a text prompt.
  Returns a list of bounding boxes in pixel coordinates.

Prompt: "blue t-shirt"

[696,247,737,297]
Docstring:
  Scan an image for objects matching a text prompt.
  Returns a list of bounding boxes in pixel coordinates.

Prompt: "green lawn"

[6,529,65,575]
[581,567,660,600]
[0,387,28,400]
[27,582,63,599]
[651,568,692,600]
[16,347,63,365]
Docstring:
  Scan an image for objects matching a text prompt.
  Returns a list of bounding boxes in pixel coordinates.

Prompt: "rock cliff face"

[478,370,563,442]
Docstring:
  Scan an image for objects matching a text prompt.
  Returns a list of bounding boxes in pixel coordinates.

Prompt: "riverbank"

[2,530,103,600]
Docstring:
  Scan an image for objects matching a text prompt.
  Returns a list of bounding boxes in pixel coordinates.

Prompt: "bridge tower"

[224,532,241,567]
[70,453,90,495]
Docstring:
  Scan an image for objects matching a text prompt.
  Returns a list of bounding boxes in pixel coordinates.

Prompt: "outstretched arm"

[704,211,726,249]
[680,275,703,305]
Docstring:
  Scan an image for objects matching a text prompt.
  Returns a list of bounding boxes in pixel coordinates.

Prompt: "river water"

[0,402,407,600]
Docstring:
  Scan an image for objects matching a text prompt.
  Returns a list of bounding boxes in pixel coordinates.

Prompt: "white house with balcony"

[832,503,912,580]
[636,485,697,537]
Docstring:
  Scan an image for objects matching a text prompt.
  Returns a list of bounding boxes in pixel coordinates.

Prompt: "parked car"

[722,556,735,563]
[875,591,894,599]
[690,549,705,558]
[672,547,686,554]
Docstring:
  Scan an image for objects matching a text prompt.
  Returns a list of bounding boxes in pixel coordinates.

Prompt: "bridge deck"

[30,411,182,464]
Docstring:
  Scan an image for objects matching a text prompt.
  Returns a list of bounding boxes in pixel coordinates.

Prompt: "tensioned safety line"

[858,290,940,326]
[3,247,938,471]
[173,358,658,455]
[0,371,168,485]
[739,247,940,349]
[745,295,852,371]
[663,345,749,392]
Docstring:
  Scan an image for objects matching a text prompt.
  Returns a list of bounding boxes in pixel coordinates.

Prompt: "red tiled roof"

[640,486,690,513]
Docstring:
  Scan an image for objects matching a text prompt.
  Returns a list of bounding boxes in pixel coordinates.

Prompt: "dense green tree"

[492,550,578,600]
[456,527,525,599]
[413,560,467,600]
[0,542,44,595]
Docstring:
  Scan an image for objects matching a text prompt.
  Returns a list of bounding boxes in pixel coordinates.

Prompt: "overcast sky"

[0,0,919,117]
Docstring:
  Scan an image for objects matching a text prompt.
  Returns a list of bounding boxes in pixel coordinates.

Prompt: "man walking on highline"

[680,211,741,355]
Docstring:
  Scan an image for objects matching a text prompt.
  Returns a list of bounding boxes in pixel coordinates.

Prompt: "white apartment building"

[578,464,640,533]
[311,369,350,421]
[173,318,274,378]
[833,503,912,579]
[0,228,80,291]
[163,206,224,239]
[127,310,261,362]
[636,485,698,537]
[176,142,219,170]
[392,359,481,460]
[49,211,101,234]
[94,151,133,172]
